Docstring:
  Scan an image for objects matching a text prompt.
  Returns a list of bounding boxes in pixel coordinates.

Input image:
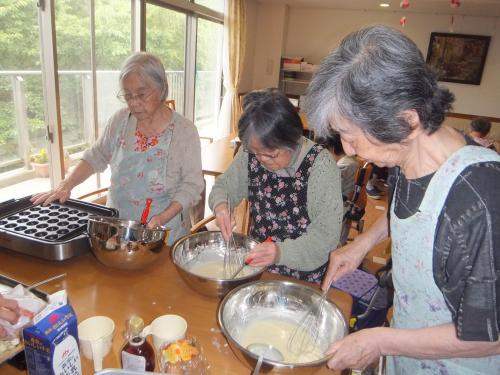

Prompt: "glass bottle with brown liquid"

[121,316,155,371]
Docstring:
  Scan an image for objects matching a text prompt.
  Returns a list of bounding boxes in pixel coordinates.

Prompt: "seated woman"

[317,131,358,201]
[469,117,497,151]
[0,296,19,339]
[208,88,343,283]
[32,52,204,245]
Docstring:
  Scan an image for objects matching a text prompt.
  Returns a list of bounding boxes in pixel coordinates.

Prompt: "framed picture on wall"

[426,32,490,85]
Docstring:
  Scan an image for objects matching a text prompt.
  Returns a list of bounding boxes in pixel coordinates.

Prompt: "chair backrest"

[165,99,176,111]
[338,160,373,245]
[348,160,373,214]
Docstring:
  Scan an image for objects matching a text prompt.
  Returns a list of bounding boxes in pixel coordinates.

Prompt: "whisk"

[223,198,242,278]
[287,288,328,356]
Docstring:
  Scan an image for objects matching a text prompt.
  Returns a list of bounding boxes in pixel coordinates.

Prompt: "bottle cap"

[126,315,145,337]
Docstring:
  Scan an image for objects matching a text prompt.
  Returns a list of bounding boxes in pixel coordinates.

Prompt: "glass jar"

[158,336,209,374]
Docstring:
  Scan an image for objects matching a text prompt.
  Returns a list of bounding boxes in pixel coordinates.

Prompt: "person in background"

[0,296,19,339]
[470,117,496,151]
[31,52,204,245]
[209,88,343,283]
[306,24,500,373]
[317,130,358,201]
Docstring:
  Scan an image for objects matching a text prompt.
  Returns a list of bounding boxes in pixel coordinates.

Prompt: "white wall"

[250,3,288,89]
[239,0,257,93]
[248,4,500,117]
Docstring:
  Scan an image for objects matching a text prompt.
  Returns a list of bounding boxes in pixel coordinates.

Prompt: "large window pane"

[195,18,223,137]
[55,0,92,177]
[54,0,132,197]
[0,1,51,198]
[146,4,186,114]
[195,0,224,13]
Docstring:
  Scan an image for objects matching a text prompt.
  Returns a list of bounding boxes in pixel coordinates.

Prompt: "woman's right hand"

[30,182,72,206]
[0,296,19,339]
[214,202,235,241]
[321,240,369,291]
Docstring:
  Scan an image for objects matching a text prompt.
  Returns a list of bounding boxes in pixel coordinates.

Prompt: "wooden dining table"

[201,134,238,177]
[0,247,351,375]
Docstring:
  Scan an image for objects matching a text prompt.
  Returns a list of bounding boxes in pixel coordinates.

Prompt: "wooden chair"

[78,182,208,231]
[190,199,250,235]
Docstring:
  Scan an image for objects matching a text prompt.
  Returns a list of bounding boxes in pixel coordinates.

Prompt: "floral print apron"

[107,115,185,245]
[248,144,327,283]
[386,146,500,374]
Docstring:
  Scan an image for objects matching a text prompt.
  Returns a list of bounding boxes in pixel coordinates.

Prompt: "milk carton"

[23,290,82,375]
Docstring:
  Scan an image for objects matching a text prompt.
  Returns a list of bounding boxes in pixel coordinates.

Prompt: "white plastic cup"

[142,314,187,350]
[78,316,115,371]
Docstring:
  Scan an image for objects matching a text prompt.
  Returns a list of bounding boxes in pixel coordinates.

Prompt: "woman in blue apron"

[306,25,500,373]
[32,52,204,245]
[209,88,344,283]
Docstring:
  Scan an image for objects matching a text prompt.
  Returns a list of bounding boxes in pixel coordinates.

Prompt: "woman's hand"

[326,327,384,371]
[214,202,235,241]
[322,240,368,290]
[0,296,20,339]
[31,182,72,206]
[246,241,279,267]
[147,215,164,229]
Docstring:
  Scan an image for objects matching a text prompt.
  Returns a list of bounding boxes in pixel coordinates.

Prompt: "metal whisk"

[287,288,328,356]
[223,198,243,278]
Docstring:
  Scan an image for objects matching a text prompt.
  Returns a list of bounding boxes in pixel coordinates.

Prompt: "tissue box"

[23,296,81,375]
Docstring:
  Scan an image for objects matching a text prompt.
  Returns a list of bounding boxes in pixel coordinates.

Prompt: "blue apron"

[107,115,185,245]
[386,145,500,374]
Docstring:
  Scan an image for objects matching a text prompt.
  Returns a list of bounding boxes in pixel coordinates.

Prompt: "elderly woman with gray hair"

[209,88,343,283]
[306,25,500,373]
[32,52,204,245]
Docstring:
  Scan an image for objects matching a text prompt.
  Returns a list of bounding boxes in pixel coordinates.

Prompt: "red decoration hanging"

[400,0,410,9]
[450,0,461,8]
[400,16,407,27]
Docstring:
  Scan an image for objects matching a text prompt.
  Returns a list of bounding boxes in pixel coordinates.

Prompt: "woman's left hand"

[326,328,384,371]
[147,214,164,229]
[246,241,279,267]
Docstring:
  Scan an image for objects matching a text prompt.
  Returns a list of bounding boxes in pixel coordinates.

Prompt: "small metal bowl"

[171,231,265,298]
[218,280,348,374]
[87,215,170,270]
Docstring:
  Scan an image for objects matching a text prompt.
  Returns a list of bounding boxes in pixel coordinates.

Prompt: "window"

[0,0,223,200]
[0,1,51,197]
[195,18,223,137]
[145,4,186,114]
[194,0,224,13]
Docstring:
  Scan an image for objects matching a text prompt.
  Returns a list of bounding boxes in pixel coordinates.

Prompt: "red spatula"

[141,198,153,225]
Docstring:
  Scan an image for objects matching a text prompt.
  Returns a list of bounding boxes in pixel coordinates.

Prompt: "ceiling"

[258,0,500,17]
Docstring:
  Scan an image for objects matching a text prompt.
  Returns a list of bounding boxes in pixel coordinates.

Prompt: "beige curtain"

[218,0,246,138]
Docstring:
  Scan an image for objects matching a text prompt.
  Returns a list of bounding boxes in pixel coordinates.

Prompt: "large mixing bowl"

[218,280,348,374]
[171,231,265,298]
[87,215,170,270]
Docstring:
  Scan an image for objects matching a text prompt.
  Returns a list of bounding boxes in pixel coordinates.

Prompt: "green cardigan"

[208,137,343,271]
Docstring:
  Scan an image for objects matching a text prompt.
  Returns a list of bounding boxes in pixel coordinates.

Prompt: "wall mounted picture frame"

[426,32,490,85]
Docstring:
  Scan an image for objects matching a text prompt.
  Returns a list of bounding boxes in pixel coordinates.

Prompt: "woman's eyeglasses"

[244,148,282,160]
[116,90,154,103]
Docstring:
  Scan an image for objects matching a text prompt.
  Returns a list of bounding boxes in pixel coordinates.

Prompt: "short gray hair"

[305,24,454,143]
[119,52,168,101]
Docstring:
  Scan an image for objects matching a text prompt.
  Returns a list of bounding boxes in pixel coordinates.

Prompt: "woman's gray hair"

[119,52,168,101]
[305,24,454,143]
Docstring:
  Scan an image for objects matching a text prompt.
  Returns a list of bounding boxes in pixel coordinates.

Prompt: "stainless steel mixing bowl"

[218,280,348,374]
[171,231,265,298]
[87,215,170,270]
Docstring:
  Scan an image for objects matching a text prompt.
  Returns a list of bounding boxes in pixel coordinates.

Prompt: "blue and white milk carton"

[23,290,82,375]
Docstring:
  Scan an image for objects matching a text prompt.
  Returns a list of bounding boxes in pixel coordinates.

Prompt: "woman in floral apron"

[32,52,204,245]
[209,88,344,283]
[307,25,500,373]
